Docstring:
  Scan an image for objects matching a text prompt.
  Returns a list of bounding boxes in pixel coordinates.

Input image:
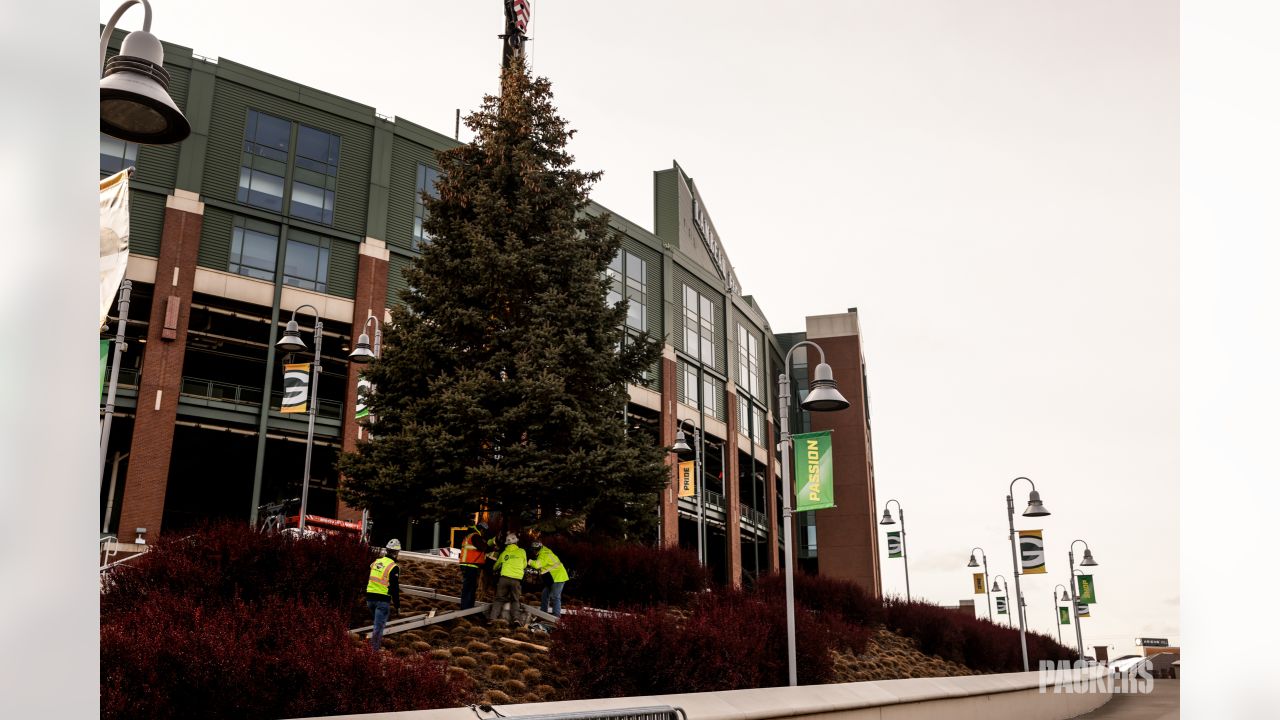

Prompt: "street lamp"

[778,340,850,686]
[275,305,322,532]
[967,546,992,620]
[1068,539,1098,659]
[671,418,705,566]
[100,0,191,144]
[991,574,1011,627]
[347,315,381,538]
[880,500,910,601]
[1053,583,1070,645]
[100,280,132,487]
[1006,476,1050,671]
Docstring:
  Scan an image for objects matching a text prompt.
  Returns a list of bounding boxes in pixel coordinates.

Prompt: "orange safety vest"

[459,531,488,567]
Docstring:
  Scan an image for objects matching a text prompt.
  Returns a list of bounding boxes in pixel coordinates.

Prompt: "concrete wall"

[326,668,1111,720]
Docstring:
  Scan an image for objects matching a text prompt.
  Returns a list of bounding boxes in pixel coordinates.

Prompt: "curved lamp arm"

[783,339,828,370]
[360,315,382,356]
[100,0,153,73]
[1009,475,1036,497]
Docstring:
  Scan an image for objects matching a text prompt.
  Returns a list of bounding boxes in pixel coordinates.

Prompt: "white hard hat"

[505,533,518,544]
[386,539,402,551]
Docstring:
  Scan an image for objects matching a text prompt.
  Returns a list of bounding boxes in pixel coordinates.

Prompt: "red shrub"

[752,572,886,628]
[101,594,473,719]
[884,598,1076,671]
[553,592,838,697]
[551,539,710,609]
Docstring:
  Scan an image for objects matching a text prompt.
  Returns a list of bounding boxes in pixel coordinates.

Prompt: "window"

[413,163,441,246]
[608,251,648,333]
[283,232,330,292]
[290,125,340,224]
[738,395,749,437]
[752,406,766,445]
[702,375,718,418]
[683,284,716,367]
[100,134,137,176]
[229,224,279,282]
[682,362,699,407]
[238,110,341,224]
[737,325,761,397]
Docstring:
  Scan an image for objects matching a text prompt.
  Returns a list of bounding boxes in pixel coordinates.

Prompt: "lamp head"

[348,332,375,363]
[800,362,850,412]
[991,580,1002,592]
[1061,589,1070,602]
[1080,548,1098,567]
[672,429,692,454]
[276,319,307,353]
[100,30,191,145]
[880,508,895,525]
[1022,488,1051,517]
[967,554,979,568]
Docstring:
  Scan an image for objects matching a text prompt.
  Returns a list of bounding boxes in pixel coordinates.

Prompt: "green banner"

[1059,606,1070,625]
[793,430,834,512]
[355,375,372,420]
[886,530,902,558]
[996,595,1007,615]
[99,340,110,396]
[1076,574,1096,604]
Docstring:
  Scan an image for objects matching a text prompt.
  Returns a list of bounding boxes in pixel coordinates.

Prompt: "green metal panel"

[128,189,166,258]
[176,59,218,194]
[365,120,395,242]
[197,205,235,270]
[387,135,440,252]
[325,237,358,299]
[201,71,374,239]
[386,253,412,308]
[653,169,679,245]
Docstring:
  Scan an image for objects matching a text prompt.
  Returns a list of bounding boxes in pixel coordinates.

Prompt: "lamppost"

[1068,539,1098,658]
[879,499,910,601]
[347,315,381,539]
[671,419,705,566]
[100,280,132,485]
[1053,584,1070,645]
[1006,476,1050,672]
[967,546,992,620]
[100,0,191,144]
[991,575,1011,627]
[275,305,323,532]
[778,340,850,686]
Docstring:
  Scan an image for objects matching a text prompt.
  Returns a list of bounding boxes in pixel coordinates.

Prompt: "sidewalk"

[1074,679,1178,719]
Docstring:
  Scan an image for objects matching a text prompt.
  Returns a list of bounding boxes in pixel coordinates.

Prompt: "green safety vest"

[531,547,568,583]
[366,556,396,596]
[494,544,527,580]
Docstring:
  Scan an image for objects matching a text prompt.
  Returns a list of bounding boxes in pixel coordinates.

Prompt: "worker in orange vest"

[458,521,494,609]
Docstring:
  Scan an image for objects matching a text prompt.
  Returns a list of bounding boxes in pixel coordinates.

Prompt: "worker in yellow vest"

[365,539,401,650]
[489,532,527,624]
[458,521,494,609]
[528,540,569,617]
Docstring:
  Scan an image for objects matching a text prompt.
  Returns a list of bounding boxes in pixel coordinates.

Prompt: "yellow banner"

[678,461,695,497]
[973,573,986,594]
[281,363,310,413]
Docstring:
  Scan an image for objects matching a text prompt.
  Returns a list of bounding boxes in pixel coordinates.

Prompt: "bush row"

[550,538,709,609]
[884,597,1076,671]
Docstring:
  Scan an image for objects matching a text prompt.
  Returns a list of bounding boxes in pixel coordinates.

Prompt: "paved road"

[1073,679,1178,719]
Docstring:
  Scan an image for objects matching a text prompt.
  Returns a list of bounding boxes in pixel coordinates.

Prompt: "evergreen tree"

[338,59,667,536]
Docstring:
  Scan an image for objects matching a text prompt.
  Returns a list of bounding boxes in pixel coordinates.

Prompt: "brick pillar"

[765,419,779,571]
[338,239,390,524]
[724,391,743,587]
[117,191,203,544]
[659,349,680,547]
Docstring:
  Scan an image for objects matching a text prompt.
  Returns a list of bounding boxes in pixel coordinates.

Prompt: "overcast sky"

[107,0,1178,654]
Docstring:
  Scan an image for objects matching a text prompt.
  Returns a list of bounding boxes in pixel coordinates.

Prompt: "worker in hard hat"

[365,539,401,650]
[489,532,527,624]
[528,540,569,617]
[458,521,495,609]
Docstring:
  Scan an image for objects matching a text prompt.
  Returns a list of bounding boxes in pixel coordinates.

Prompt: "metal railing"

[177,376,343,420]
[740,503,768,529]
[101,366,139,389]
[704,489,727,512]
[99,534,118,570]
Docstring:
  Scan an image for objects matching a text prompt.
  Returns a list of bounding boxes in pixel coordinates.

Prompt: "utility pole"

[500,0,532,71]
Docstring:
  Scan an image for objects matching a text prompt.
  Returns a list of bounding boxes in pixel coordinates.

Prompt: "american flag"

[513,0,531,33]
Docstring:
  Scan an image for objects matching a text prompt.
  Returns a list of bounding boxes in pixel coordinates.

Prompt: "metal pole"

[898,506,911,602]
[695,427,704,566]
[297,320,322,531]
[100,279,132,485]
[1053,588,1064,645]
[100,0,153,74]
[1007,490,1030,672]
[102,451,127,534]
[778,368,798,686]
[1069,548,1085,658]
[983,555,992,621]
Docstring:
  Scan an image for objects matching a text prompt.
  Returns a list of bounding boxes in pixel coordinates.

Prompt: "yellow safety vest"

[366,557,396,596]
[495,544,527,580]
[531,547,569,583]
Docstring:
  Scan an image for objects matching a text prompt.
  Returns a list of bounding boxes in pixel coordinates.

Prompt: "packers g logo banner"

[996,595,1008,615]
[886,531,902,558]
[281,363,310,414]
[793,430,835,512]
[1018,529,1047,574]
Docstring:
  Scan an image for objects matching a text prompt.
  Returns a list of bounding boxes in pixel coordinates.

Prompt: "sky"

[102,0,1178,656]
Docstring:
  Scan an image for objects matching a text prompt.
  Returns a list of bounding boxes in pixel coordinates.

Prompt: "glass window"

[607,250,648,334]
[683,284,717,368]
[229,225,279,282]
[283,233,330,292]
[100,134,137,176]
[752,406,766,445]
[737,325,761,398]
[703,376,718,418]
[683,286,700,357]
[239,111,341,225]
[414,163,441,246]
[290,124,339,224]
[238,110,289,212]
[738,394,749,437]
[682,363,699,407]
